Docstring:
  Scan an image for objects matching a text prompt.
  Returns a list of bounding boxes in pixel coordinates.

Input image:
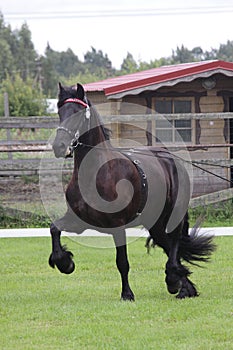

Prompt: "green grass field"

[0,236,233,350]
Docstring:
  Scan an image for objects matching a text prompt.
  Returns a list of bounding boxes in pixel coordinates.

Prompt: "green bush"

[189,200,233,226]
[0,73,47,116]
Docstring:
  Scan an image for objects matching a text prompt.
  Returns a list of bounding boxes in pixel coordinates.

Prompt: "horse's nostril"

[59,142,66,152]
[53,142,67,157]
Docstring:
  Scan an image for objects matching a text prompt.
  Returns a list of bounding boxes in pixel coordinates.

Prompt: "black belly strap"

[122,152,148,216]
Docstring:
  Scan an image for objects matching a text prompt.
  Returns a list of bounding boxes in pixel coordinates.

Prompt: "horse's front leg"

[49,222,75,274]
[113,230,135,301]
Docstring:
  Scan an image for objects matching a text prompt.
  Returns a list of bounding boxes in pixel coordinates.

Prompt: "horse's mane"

[89,102,112,140]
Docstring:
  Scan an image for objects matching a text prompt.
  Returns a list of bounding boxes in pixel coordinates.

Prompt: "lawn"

[0,236,233,350]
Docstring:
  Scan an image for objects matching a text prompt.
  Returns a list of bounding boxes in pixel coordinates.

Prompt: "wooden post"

[4,92,12,160]
[146,97,152,146]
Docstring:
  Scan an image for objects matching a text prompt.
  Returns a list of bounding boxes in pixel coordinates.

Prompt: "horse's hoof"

[166,280,182,295]
[61,260,75,274]
[176,278,199,298]
[176,287,199,299]
[48,250,75,274]
[167,286,179,294]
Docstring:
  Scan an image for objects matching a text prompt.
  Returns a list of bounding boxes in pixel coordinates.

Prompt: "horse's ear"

[58,82,64,91]
[76,83,85,100]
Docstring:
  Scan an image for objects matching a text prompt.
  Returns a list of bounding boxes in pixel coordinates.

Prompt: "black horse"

[49,82,215,301]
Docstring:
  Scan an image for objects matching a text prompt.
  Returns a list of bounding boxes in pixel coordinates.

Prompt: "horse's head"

[53,82,90,158]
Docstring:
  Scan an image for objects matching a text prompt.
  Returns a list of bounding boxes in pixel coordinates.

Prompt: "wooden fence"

[0,116,58,176]
[1,113,233,207]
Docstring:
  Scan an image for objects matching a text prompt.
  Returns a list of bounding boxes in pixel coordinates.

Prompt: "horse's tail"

[179,214,216,266]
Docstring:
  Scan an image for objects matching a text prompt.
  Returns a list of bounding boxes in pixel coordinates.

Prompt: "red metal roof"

[84,60,233,97]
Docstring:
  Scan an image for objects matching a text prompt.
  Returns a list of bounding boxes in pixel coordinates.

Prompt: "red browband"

[63,98,88,108]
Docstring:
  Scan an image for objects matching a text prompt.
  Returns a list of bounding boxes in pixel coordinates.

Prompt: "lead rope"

[171,152,233,186]
[70,140,233,186]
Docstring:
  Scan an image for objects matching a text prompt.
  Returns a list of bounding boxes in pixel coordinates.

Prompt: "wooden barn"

[83,60,233,198]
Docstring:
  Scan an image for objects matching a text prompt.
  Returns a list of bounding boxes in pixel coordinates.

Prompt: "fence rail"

[0,116,58,129]
[1,112,233,127]
[1,112,233,151]
[0,143,51,152]
[1,113,233,201]
[0,158,73,176]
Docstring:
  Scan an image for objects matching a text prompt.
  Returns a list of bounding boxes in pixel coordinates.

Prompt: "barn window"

[154,99,192,143]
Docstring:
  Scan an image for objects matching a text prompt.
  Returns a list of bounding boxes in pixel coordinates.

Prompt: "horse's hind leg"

[166,220,199,298]
[148,212,200,298]
[113,230,135,301]
[165,228,186,295]
[148,224,183,294]
[148,221,196,297]
[49,222,75,274]
[175,213,199,298]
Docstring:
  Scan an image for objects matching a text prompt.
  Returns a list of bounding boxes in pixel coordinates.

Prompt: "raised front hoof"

[121,291,135,302]
[49,250,75,274]
[166,279,182,295]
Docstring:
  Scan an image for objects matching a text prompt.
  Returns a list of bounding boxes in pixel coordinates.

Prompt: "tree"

[57,48,84,77]
[191,46,204,61]
[14,23,38,81]
[84,46,114,77]
[41,44,87,96]
[119,52,138,74]
[0,39,14,81]
[0,14,38,83]
[138,56,173,71]
[172,45,195,63]
[0,13,15,80]
[40,44,60,97]
[0,73,47,116]
[217,40,233,62]
[44,44,85,77]
[62,72,101,86]
[203,47,218,61]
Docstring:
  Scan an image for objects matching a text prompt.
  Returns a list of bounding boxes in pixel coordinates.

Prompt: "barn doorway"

[229,97,233,185]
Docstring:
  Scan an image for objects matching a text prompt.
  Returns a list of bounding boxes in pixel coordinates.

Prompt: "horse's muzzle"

[53,142,69,158]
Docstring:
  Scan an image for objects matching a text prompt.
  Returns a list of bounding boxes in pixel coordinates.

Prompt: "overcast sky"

[1,0,233,68]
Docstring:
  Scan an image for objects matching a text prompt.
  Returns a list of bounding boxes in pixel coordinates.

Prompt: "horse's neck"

[87,109,110,145]
[79,125,108,147]
[74,125,110,169]
[73,109,111,171]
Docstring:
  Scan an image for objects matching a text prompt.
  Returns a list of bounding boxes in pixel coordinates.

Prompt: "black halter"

[57,97,91,156]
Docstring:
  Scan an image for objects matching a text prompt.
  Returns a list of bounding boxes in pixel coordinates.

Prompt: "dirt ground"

[0,173,72,225]
[0,176,63,216]
[0,178,41,204]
